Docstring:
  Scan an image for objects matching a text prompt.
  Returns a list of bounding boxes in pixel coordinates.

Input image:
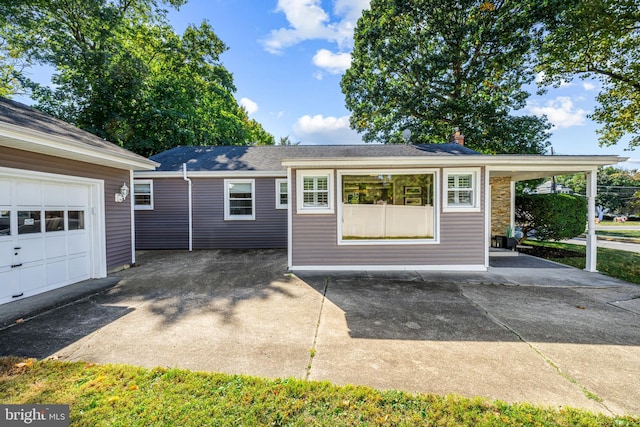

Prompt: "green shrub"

[516,193,587,242]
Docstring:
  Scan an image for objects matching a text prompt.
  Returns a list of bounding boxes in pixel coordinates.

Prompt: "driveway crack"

[457,283,614,415]
[305,276,330,380]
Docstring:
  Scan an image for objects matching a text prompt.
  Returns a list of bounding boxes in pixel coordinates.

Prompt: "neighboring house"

[0,97,157,306]
[134,142,624,272]
[534,180,574,194]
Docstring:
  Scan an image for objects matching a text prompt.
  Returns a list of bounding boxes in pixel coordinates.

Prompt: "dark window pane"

[0,211,10,236]
[45,211,65,232]
[68,210,85,230]
[18,211,41,234]
[135,194,151,206]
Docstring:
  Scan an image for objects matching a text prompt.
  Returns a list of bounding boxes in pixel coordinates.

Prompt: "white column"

[585,170,597,272]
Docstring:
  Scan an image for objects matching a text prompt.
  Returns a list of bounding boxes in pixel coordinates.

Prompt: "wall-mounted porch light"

[115,182,129,203]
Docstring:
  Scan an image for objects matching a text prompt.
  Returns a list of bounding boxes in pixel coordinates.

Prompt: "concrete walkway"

[1,249,639,416]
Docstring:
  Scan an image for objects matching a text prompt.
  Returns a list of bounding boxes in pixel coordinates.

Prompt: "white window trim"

[296,170,334,214]
[224,179,255,220]
[337,169,440,245]
[442,168,481,212]
[275,178,288,210]
[133,179,154,210]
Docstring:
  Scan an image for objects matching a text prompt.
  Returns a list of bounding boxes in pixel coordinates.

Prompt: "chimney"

[451,127,464,146]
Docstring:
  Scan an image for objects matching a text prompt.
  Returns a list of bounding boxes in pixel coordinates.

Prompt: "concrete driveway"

[1,249,639,416]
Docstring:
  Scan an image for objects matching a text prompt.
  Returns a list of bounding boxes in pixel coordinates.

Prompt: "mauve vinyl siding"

[0,145,132,270]
[135,178,189,249]
[291,167,486,267]
[139,177,287,249]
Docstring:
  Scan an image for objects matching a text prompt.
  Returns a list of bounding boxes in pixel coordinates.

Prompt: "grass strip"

[1,357,637,426]
[524,240,640,285]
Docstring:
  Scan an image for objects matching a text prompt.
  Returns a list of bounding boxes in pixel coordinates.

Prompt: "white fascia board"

[134,170,286,178]
[281,155,626,169]
[0,122,158,170]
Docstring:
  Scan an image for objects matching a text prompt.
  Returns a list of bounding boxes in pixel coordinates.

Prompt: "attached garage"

[0,97,156,306]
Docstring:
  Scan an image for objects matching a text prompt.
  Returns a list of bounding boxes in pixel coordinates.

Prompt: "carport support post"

[585,170,597,272]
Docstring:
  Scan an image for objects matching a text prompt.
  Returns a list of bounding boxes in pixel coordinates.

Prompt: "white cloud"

[292,114,363,144]
[527,97,588,129]
[262,0,369,54]
[312,49,352,74]
[312,71,324,80]
[583,82,596,91]
[240,97,258,115]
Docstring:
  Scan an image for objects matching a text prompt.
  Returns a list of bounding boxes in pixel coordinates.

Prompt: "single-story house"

[134,141,625,272]
[0,97,157,306]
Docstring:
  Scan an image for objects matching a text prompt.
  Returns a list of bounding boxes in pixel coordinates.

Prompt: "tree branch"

[587,65,640,90]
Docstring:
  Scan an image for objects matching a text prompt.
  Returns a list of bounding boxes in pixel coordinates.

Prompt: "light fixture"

[115,182,129,203]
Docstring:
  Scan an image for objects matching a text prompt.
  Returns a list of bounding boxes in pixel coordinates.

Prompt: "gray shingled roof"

[150,144,480,172]
[0,97,152,164]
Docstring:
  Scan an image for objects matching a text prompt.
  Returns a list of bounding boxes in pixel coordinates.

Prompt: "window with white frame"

[296,170,334,214]
[225,179,255,220]
[275,179,288,209]
[339,170,437,243]
[443,168,480,211]
[133,180,153,210]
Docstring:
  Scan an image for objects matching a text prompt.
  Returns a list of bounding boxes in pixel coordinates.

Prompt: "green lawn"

[524,240,640,285]
[596,220,639,227]
[1,357,636,426]
[596,229,640,239]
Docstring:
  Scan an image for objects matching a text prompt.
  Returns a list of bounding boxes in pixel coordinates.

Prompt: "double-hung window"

[275,179,288,209]
[296,170,334,214]
[133,180,153,210]
[225,179,255,220]
[443,168,480,212]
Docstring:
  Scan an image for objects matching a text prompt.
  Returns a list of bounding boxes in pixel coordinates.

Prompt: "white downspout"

[585,170,597,272]
[183,163,193,252]
[130,170,136,265]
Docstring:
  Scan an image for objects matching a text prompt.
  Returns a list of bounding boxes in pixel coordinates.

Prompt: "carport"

[486,155,626,272]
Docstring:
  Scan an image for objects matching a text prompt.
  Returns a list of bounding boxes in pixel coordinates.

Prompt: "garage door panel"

[0,180,11,199]
[45,234,68,258]
[16,182,42,205]
[68,255,90,280]
[46,259,68,286]
[17,237,44,264]
[0,239,14,269]
[67,185,89,206]
[19,264,46,293]
[43,183,67,206]
[0,269,20,304]
[67,233,88,255]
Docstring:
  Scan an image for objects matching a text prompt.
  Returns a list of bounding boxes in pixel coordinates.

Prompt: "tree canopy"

[341,0,552,154]
[0,0,273,157]
[537,0,640,150]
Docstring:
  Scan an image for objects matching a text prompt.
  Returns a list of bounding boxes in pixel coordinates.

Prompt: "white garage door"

[0,174,100,305]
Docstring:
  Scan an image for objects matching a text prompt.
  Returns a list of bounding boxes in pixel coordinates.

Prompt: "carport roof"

[0,97,157,170]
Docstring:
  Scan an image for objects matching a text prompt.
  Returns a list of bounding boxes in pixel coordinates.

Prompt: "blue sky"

[21,0,640,168]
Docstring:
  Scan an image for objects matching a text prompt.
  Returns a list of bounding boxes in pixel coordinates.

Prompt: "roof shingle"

[150,144,480,172]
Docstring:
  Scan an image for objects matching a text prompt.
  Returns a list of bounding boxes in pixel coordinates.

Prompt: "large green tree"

[341,0,552,154]
[0,0,273,156]
[537,0,640,149]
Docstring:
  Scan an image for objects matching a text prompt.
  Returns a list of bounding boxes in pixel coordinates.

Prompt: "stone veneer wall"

[491,176,512,236]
